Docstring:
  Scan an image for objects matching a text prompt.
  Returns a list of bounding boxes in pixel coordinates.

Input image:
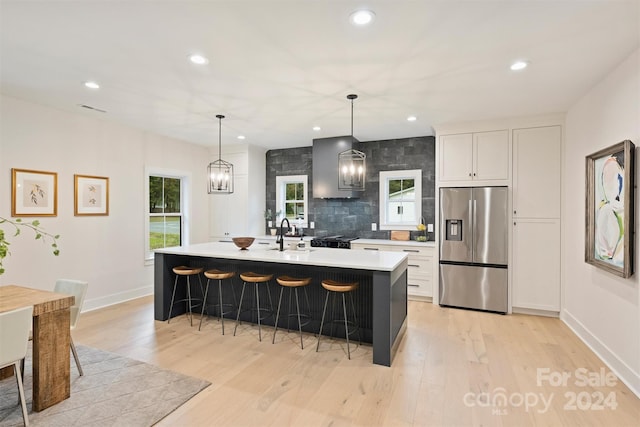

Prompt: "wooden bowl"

[232,237,255,250]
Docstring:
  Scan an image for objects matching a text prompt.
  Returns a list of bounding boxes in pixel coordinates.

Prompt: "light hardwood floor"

[73,296,639,426]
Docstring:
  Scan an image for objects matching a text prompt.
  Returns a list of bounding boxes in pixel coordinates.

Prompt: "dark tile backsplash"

[265,136,435,240]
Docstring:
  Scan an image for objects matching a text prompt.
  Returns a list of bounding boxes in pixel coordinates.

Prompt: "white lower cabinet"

[351,242,435,299]
[512,219,561,312]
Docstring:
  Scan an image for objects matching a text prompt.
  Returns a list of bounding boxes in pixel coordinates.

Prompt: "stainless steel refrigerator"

[439,186,508,313]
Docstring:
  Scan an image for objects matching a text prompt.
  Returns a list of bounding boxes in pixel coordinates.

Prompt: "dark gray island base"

[154,243,408,366]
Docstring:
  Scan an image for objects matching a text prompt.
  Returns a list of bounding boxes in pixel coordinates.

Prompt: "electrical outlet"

[427,223,434,232]
[371,223,377,231]
[310,221,315,229]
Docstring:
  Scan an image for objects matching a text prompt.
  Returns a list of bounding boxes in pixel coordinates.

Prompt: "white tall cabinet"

[209,145,266,240]
[512,126,562,312]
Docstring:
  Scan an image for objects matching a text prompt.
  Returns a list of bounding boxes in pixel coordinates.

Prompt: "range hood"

[312,135,360,198]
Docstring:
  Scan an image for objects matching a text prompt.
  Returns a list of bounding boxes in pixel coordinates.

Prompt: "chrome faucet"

[277,218,290,251]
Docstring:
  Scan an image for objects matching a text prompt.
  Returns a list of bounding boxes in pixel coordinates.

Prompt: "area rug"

[0,344,210,426]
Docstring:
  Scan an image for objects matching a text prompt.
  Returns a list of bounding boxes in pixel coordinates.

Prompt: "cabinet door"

[473,130,510,181]
[513,126,561,218]
[209,175,248,238]
[439,133,473,181]
[512,219,560,311]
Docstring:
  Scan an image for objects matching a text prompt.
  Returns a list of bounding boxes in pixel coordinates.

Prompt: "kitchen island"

[154,241,408,366]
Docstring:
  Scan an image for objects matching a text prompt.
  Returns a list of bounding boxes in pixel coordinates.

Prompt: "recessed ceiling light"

[510,60,528,71]
[189,54,209,65]
[237,135,245,140]
[349,10,375,26]
[312,126,321,131]
[84,81,100,89]
[407,115,417,122]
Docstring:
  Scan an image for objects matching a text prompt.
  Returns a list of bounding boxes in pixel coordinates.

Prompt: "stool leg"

[316,291,330,352]
[233,282,247,336]
[168,275,179,324]
[342,293,351,360]
[286,287,293,332]
[272,286,285,344]
[218,279,226,335]
[295,287,303,349]
[255,283,262,341]
[187,276,193,326]
[198,279,211,331]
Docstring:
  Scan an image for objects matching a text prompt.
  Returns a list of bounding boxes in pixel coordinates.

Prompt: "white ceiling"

[1,1,638,150]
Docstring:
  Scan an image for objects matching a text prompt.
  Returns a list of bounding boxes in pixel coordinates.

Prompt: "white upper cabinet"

[512,126,561,218]
[438,130,509,183]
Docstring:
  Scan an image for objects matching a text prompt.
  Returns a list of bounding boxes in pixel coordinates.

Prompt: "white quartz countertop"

[155,241,407,272]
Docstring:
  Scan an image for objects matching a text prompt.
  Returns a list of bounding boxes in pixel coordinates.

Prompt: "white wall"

[562,49,639,396]
[0,95,210,310]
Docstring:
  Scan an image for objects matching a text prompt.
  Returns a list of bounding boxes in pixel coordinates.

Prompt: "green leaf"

[32,220,40,227]
[14,228,21,237]
[52,243,58,248]
[0,268,5,275]
[53,250,60,256]
[54,235,60,239]
[35,233,42,240]
[15,218,22,223]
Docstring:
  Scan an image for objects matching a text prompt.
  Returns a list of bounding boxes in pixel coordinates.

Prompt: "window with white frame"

[146,169,190,260]
[275,175,308,228]
[379,169,422,230]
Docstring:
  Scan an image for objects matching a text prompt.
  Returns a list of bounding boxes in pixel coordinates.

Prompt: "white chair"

[0,306,34,426]
[54,279,88,376]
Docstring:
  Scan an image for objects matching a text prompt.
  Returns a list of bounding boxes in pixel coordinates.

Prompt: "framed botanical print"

[585,140,635,278]
[11,168,58,216]
[74,174,109,216]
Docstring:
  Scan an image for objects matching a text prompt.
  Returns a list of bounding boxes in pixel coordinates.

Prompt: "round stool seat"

[321,279,358,293]
[240,272,274,283]
[204,269,235,280]
[173,266,204,276]
[276,276,311,287]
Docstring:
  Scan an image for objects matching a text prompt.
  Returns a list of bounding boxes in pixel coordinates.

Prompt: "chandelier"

[338,94,366,191]
[207,114,234,194]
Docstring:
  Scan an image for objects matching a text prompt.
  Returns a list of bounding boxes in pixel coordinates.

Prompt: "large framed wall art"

[11,168,58,216]
[585,140,635,278]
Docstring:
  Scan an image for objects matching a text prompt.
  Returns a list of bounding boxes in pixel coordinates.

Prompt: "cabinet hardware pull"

[514,210,517,215]
[408,284,419,287]
[403,249,419,253]
[468,173,472,177]
[364,247,379,251]
[408,264,420,267]
[514,222,517,226]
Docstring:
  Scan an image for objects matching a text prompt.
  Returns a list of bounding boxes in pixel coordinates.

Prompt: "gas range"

[310,235,359,249]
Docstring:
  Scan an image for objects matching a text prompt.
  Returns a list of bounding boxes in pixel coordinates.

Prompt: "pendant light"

[207,114,234,194]
[338,94,366,191]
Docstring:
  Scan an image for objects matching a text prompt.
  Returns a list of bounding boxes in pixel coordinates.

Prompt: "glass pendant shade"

[338,148,366,190]
[338,94,366,191]
[208,114,234,194]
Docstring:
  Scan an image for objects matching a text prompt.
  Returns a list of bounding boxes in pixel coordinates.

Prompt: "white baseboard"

[512,306,559,318]
[82,285,153,313]
[561,308,640,399]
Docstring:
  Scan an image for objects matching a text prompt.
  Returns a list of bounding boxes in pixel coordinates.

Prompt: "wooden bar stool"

[168,266,204,326]
[316,279,361,359]
[272,275,312,349]
[234,272,274,341]
[199,269,237,334]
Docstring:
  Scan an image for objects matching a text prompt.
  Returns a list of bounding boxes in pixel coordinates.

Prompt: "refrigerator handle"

[469,199,474,260]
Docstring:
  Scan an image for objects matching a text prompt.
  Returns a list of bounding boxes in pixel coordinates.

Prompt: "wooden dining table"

[0,284,75,411]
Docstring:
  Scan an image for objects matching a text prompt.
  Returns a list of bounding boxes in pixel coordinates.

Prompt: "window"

[146,169,190,260]
[379,169,422,230]
[276,175,308,227]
